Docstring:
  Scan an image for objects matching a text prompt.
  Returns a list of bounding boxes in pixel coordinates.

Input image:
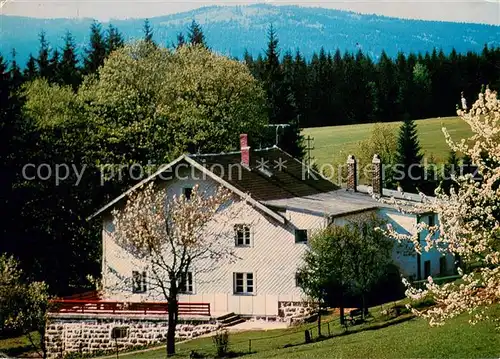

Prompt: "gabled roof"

[89,145,425,223]
[189,147,338,201]
[89,146,337,222]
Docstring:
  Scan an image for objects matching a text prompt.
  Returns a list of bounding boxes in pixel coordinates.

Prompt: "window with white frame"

[179,272,194,294]
[234,224,252,247]
[132,271,147,293]
[233,272,254,294]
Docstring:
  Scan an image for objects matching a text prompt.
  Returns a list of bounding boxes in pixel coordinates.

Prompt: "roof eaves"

[273,146,338,189]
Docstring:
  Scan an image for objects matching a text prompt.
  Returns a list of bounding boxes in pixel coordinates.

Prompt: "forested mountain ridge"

[2,4,499,64]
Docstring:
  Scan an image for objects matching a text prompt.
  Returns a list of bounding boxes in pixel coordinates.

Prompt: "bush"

[411,296,436,310]
[212,329,229,358]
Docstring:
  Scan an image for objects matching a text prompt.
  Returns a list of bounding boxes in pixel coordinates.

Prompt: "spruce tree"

[60,31,81,90]
[187,20,206,47]
[9,49,23,88]
[49,48,60,83]
[395,116,423,192]
[36,31,51,80]
[24,54,37,81]
[83,21,107,75]
[106,25,124,55]
[143,19,155,45]
[176,32,186,48]
[261,25,304,159]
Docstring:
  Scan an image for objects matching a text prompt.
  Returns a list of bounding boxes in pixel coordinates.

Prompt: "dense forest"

[244,36,500,127]
[1,19,499,297]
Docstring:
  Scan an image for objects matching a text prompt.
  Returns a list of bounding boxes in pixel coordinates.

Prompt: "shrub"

[411,296,436,310]
[212,329,229,358]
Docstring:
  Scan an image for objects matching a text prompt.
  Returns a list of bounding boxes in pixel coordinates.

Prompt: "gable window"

[183,187,193,200]
[295,229,308,243]
[233,272,254,294]
[132,271,147,293]
[179,272,194,294]
[428,215,435,227]
[234,224,252,247]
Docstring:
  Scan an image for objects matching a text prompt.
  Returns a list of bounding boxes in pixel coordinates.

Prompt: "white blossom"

[381,89,500,326]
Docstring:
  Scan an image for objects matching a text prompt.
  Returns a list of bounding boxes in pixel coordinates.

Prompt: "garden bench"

[347,308,369,326]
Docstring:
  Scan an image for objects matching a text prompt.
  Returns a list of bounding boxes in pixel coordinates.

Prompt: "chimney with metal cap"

[372,154,383,196]
[347,155,357,191]
[240,134,250,167]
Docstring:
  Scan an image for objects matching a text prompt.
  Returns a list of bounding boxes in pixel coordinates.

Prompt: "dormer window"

[183,187,193,200]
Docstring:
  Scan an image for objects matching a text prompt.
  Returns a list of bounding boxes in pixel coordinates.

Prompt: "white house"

[90,134,454,319]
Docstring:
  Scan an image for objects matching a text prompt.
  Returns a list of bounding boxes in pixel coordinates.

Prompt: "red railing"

[49,300,211,317]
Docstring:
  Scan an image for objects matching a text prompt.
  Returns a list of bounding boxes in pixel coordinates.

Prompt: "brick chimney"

[346,155,357,191]
[240,134,250,167]
[372,154,383,196]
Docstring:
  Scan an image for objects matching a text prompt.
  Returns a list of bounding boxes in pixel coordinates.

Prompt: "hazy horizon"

[1,0,499,26]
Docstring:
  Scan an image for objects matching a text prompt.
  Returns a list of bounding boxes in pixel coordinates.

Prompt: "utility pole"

[304,135,314,169]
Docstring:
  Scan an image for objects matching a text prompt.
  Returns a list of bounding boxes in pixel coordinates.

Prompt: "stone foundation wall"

[45,314,219,359]
[278,301,317,325]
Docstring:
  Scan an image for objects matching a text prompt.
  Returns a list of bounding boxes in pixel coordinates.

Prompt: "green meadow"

[302,117,473,167]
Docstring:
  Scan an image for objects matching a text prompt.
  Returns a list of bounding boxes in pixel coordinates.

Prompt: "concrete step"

[216,312,236,321]
[216,312,246,327]
[221,317,246,328]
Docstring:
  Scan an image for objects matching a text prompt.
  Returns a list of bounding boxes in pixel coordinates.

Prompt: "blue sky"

[1,0,499,25]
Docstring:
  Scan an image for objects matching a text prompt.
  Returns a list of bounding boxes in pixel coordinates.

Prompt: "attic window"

[295,229,308,243]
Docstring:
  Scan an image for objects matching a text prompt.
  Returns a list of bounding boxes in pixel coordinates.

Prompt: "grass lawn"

[117,304,499,359]
[302,117,473,167]
[0,331,40,357]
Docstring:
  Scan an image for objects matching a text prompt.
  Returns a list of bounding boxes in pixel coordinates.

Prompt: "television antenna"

[267,124,290,146]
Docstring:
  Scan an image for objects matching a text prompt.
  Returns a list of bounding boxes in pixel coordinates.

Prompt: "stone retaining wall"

[278,301,317,325]
[45,314,219,359]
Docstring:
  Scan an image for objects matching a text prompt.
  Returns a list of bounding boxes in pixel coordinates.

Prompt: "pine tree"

[143,19,155,45]
[395,117,423,192]
[106,25,124,55]
[60,31,81,90]
[187,20,206,47]
[36,31,51,80]
[83,21,107,75]
[24,54,37,81]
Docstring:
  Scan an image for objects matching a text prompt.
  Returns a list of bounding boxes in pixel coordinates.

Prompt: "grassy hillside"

[302,117,472,167]
[119,304,499,359]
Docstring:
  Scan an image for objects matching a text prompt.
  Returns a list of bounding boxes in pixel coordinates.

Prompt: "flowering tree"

[112,182,237,356]
[382,88,499,326]
[0,255,49,357]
